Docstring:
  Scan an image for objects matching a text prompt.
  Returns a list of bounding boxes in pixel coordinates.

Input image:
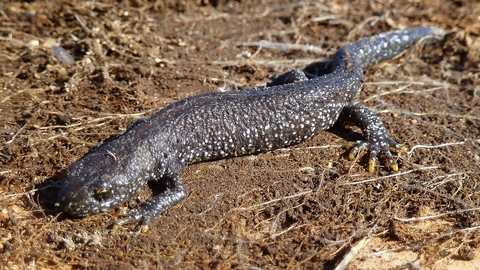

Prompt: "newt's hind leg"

[338,104,407,172]
[267,58,336,86]
[267,69,308,86]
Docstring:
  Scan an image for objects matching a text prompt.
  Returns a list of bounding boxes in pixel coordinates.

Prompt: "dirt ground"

[1,0,479,269]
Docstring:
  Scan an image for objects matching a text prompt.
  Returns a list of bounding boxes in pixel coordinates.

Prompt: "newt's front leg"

[114,173,188,232]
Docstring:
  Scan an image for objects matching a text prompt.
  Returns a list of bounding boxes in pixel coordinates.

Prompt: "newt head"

[56,148,139,217]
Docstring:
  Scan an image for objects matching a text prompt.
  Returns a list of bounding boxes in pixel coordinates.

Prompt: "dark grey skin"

[56,27,445,231]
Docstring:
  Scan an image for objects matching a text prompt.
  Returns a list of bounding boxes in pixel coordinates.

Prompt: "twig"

[334,237,371,270]
[74,13,91,33]
[394,207,480,222]
[6,123,27,144]
[238,40,324,53]
[211,59,321,67]
[236,190,312,211]
[407,141,467,156]
[341,166,439,186]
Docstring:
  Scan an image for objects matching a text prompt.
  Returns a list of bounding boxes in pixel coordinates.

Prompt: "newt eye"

[93,188,110,201]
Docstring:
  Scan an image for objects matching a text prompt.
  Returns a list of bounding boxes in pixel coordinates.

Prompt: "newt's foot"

[345,140,407,173]
[113,206,153,232]
[111,176,187,232]
[339,104,408,173]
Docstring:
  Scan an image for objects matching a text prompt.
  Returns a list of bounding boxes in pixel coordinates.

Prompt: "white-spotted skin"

[57,27,445,226]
